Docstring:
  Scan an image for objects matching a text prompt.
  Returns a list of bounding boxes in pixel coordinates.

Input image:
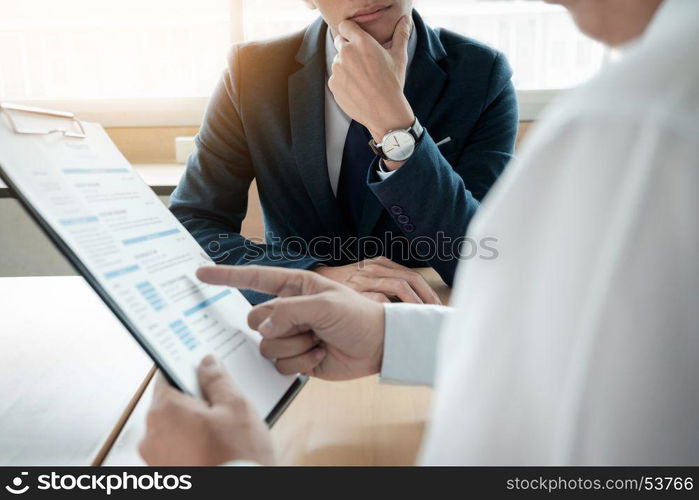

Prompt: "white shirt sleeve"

[376,169,395,181]
[380,303,452,386]
[376,160,397,181]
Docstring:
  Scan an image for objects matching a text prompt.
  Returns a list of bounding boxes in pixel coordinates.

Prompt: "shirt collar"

[325,23,418,77]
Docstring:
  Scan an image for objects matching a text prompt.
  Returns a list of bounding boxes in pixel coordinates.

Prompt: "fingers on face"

[333,34,348,53]
[330,45,352,84]
[391,15,413,51]
[337,19,366,43]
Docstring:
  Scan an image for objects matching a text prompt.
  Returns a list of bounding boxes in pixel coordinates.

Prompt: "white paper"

[0,115,297,419]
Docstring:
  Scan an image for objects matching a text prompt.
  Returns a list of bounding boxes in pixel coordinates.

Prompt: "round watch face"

[382,130,415,162]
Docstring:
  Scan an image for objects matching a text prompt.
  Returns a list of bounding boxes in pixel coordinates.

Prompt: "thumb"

[197,355,243,407]
[390,16,412,58]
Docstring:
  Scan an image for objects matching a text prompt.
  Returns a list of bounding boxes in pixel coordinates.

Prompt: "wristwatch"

[369,117,424,162]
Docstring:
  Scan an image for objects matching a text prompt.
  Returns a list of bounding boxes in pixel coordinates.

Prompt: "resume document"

[0,114,300,420]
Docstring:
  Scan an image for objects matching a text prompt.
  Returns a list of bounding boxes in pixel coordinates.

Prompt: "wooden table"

[105,373,435,466]
[271,377,433,465]
[1,272,450,466]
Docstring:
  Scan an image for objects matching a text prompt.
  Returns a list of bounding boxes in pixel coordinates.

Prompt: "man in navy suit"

[170,0,518,304]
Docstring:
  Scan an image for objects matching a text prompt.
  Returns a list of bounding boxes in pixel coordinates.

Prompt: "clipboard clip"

[0,103,87,139]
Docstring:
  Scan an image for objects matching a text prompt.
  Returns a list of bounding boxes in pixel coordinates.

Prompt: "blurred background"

[0,0,610,277]
[0,0,610,125]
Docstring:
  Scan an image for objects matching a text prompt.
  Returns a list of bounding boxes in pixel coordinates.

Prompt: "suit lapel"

[404,55,448,129]
[404,10,449,123]
[289,18,351,238]
[357,11,448,238]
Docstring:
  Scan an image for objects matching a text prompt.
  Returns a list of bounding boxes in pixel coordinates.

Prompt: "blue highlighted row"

[122,228,180,246]
[169,320,199,351]
[104,264,140,279]
[58,216,98,226]
[136,281,166,312]
[183,289,232,317]
[63,168,130,174]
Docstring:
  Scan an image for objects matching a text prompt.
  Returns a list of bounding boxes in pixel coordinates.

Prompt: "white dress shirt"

[382,0,699,465]
[324,26,417,193]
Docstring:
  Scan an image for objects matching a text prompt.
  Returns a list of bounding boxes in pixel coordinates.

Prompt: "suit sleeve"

[169,45,322,304]
[367,52,518,286]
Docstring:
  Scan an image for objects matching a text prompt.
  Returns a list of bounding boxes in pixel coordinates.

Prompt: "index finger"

[338,20,372,43]
[196,265,334,297]
[334,34,349,52]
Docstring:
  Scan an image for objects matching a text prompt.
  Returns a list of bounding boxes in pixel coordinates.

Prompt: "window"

[0,0,235,100]
[242,0,317,42]
[0,0,609,125]
[416,0,607,91]
[243,0,608,91]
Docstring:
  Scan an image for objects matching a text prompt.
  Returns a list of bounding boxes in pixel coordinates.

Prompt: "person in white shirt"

[139,0,699,466]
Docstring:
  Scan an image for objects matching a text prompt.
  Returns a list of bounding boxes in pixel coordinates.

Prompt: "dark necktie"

[336,120,375,233]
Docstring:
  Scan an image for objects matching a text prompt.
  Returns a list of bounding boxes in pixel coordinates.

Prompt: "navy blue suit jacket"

[170,11,518,303]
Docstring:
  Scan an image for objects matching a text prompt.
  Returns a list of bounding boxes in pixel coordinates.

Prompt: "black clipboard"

[0,103,306,426]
